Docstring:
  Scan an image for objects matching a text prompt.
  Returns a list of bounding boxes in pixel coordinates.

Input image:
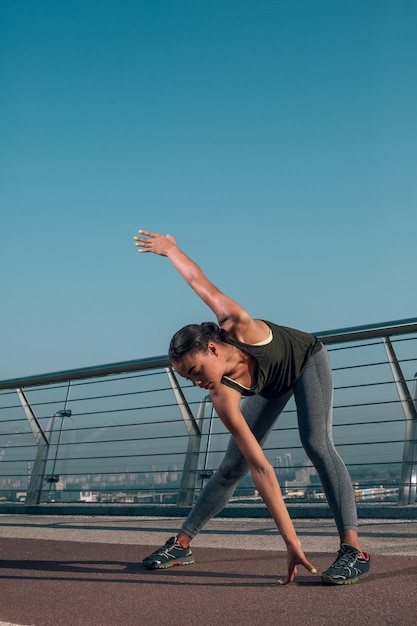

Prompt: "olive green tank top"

[220,320,321,398]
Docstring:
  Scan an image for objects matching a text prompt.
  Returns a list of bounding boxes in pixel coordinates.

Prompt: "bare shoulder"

[209,385,241,415]
[209,386,246,433]
[222,312,270,345]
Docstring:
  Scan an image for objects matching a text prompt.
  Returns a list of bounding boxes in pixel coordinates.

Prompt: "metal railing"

[0,318,416,512]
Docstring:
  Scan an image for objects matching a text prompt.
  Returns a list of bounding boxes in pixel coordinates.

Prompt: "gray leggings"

[181,345,358,537]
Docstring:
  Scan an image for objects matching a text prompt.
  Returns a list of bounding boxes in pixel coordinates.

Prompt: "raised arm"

[134,229,253,335]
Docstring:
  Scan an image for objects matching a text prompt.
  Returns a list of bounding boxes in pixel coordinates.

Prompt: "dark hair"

[168,322,222,361]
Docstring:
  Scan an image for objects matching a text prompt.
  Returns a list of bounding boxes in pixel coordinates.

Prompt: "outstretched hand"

[279,541,317,585]
[134,229,177,256]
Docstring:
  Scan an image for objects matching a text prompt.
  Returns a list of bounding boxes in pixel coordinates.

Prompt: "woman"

[134,229,370,585]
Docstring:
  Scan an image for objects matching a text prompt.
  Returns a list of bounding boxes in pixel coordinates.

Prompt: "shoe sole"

[321,571,369,585]
[143,558,195,570]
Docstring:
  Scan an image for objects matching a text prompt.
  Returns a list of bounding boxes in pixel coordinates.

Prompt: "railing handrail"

[1,317,416,391]
[314,317,417,345]
[0,355,170,391]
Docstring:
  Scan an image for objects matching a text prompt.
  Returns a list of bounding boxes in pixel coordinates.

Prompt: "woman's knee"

[300,432,334,463]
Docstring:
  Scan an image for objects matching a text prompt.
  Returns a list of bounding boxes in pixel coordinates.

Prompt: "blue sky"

[1,0,416,380]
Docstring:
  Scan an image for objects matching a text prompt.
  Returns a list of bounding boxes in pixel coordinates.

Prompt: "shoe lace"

[155,538,177,557]
[332,547,357,569]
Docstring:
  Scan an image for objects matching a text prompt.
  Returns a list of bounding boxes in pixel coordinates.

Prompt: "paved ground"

[0,514,416,625]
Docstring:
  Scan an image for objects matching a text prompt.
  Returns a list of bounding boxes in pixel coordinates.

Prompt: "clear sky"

[1,0,416,380]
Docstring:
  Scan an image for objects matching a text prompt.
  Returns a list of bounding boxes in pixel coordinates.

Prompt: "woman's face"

[172,345,225,391]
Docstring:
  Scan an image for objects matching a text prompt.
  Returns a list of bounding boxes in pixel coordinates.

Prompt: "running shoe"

[321,543,370,585]
[142,536,194,569]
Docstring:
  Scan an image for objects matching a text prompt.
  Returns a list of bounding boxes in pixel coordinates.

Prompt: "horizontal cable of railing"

[0,317,416,510]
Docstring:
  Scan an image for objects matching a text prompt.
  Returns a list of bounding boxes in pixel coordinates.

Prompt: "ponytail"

[168,322,222,361]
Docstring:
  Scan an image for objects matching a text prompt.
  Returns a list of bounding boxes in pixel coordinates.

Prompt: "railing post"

[17,389,50,505]
[383,339,417,505]
[411,374,417,502]
[17,389,71,505]
[165,367,210,506]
